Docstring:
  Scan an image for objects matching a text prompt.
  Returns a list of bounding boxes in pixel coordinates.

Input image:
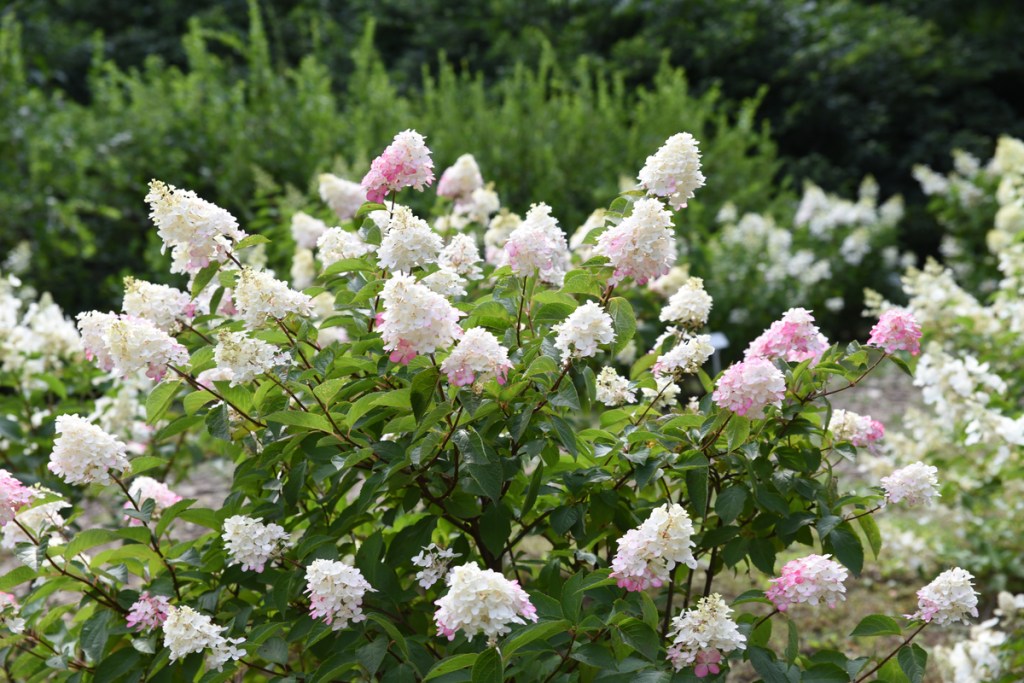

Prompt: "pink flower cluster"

[712,357,786,419]
[765,554,848,612]
[746,308,829,365]
[126,592,171,632]
[361,130,435,203]
[0,470,35,527]
[867,309,922,355]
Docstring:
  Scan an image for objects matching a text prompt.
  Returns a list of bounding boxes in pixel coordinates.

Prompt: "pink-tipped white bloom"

[638,133,706,210]
[163,605,245,670]
[122,277,192,334]
[2,489,69,550]
[305,559,373,630]
[553,302,615,361]
[867,309,923,355]
[222,515,290,573]
[77,311,119,371]
[146,180,247,275]
[377,274,464,365]
[126,592,171,632]
[318,173,365,221]
[596,197,677,285]
[48,414,130,486]
[654,334,714,377]
[0,471,36,527]
[123,477,182,526]
[504,203,571,286]
[77,312,189,381]
[910,568,979,626]
[712,358,786,419]
[290,211,329,249]
[595,367,636,406]
[412,544,461,589]
[378,206,443,273]
[881,462,940,506]
[746,308,830,366]
[666,594,746,675]
[213,331,288,385]
[434,563,538,645]
[233,267,314,329]
[317,227,375,267]
[439,234,483,279]
[765,554,848,612]
[0,591,25,634]
[484,211,521,266]
[437,154,484,202]
[829,409,885,447]
[361,130,435,203]
[611,503,697,592]
[659,276,713,328]
[440,328,513,387]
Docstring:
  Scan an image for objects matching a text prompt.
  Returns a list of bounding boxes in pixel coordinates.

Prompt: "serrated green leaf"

[897,644,927,683]
[471,647,503,683]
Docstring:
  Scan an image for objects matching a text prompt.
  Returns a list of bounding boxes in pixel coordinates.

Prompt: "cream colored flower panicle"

[48,414,130,486]
[213,331,288,385]
[233,267,314,329]
[660,277,713,329]
[653,334,714,377]
[553,302,615,361]
[910,568,979,626]
[638,133,706,210]
[377,206,443,273]
[318,173,365,221]
[437,154,484,202]
[317,227,375,268]
[484,211,521,266]
[222,515,290,573]
[377,274,464,365]
[611,503,697,592]
[163,605,245,671]
[122,277,192,334]
[504,203,571,285]
[305,559,373,630]
[439,234,483,279]
[433,563,538,645]
[596,197,677,285]
[421,269,468,298]
[77,312,189,381]
[440,327,513,387]
[666,594,746,675]
[2,489,69,550]
[291,211,328,249]
[595,366,636,406]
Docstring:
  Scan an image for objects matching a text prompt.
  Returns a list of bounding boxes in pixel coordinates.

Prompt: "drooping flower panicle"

[377,274,464,365]
[611,503,697,592]
[433,563,538,644]
[48,414,130,486]
[146,180,247,274]
[163,605,246,671]
[305,559,373,630]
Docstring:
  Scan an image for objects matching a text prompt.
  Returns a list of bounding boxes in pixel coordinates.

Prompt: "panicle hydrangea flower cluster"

[745,308,830,365]
[649,266,692,298]
[765,554,848,612]
[880,462,940,506]
[77,312,189,381]
[638,132,706,210]
[712,357,786,419]
[611,503,697,592]
[305,559,373,630]
[126,592,171,632]
[122,277,192,334]
[233,267,314,329]
[653,334,714,377]
[318,173,365,221]
[145,180,247,275]
[291,248,316,290]
[437,154,484,203]
[595,197,677,285]
[317,227,375,267]
[910,568,979,626]
[163,605,245,670]
[222,515,290,573]
[48,414,130,486]
[411,544,461,589]
[2,488,69,550]
[665,594,746,676]
[643,376,681,410]
[504,203,571,286]
[867,309,923,355]
[422,269,467,298]
[439,234,483,279]
[433,563,538,645]
[659,276,712,328]
[124,477,182,526]
[0,592,24,634]
[361,130,435,203]
[458,185,501,225]
[595,366,636,406]
[290,211,328,249]
[553,302,615,361]
[828,409,885,447]
[484,211,521,266]
[213,331,288,386]
[377,206,444,272]
[0,470,35,527]
[377,274,464,364]
[439,328,513,387]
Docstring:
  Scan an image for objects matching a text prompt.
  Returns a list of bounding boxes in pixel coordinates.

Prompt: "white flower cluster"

[611,503,697,592]
[653,334,714,377]
[595,367,636,406]
[305,559,373,630]
[378,274,464,364]
[910,568,979,626]
[378,206,444,272]
[637,132,705,210]
[222,515,290,573]
[126,476,181,524]
[649,266,692,299]
[163,605,245,671]
[665,594,746,673]
[48,414,130,486]
[828,409,884,447]
[233,267,314,329]
[765,554,848,612]
[146,180,247,275]
[659,276,712,328]
[643,376,681,410]
[437,154,484,202]
[291,211,328,249]
[0,288,81,379]
[422,269,467,298]
[880,462,940,507]
[411,544,460,589]
[439,327,512,387]
[553,302,615,361]
[433,563,538,644]
[77,312,189,381]
[484,211,521,266]
[318,173,365,221]
[504,203,571,286]
[291,248,316,290]
[595,197,676,285]
[2,488,69,549]
[213,331,288,385]
[317,227,375,268]
[122,277,192,334]
[439,234,483,279]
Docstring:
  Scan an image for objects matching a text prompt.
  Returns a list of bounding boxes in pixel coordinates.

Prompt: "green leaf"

[897,644,927,683]
[129,456,166,477]
[454,429,502,502]
[725,415,751,451]
[829,526,864,576]
[95,649,141,681]
[257,637,289,665]
[80,610,112,662]
[715,486,748,524]
[145,380,181,424]
[618,618,659,660]
[472,647,503,683]
[851,615,902,638]
[265,410,336,434]
[857,514,883,559]
[366,613,410,659]
[502,619,571,657]
[313,378,348,407]
[748,537,777,574]
[191,262,221,297]
[888,354,915,378]
[204,404,232,441]
[183,390,216,415]
[65,529,118,560]
[802,663,852,682]
[424,654,478,680]
[410,369,438,422]
[236,234,271,249]
[747,646,790,683]
[0,566,36,591]
[607,297,636,354]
